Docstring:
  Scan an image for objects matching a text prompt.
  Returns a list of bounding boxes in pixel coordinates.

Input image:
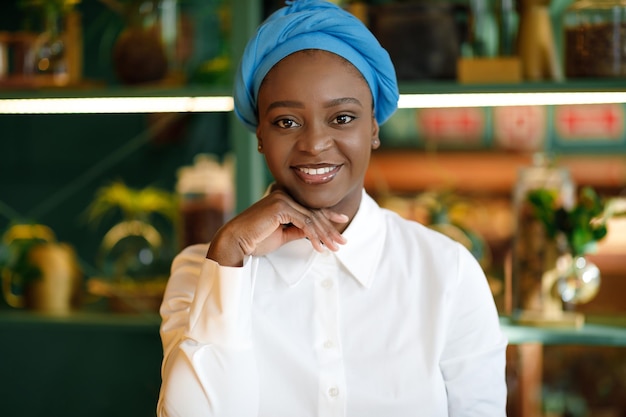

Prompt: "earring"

[372,138,380,147]
[257,144,263,152]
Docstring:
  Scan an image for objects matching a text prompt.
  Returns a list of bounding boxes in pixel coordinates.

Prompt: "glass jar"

[176,154,234,249]
[510,153,575,316]
[23,3,71,84]
[563,0,626,77]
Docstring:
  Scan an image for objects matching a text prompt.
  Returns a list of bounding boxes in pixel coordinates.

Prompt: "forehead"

[264,49,366,84]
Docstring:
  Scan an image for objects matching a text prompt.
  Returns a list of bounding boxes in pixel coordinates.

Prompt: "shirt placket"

[313,252,346,417]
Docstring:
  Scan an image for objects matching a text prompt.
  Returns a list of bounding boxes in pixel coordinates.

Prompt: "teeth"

[299,166,334,175]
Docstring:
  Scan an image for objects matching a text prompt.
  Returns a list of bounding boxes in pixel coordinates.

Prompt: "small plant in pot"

[526,186,622,310]
[85,180,178,313]
[0,223,82,314]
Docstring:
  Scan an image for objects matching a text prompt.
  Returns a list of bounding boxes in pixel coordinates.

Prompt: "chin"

[292,189,342,210]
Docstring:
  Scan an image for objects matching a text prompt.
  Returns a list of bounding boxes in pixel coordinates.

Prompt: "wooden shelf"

[365,151,626,194]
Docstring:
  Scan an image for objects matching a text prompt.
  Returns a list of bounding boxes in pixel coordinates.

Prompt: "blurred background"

[0,1,626,416]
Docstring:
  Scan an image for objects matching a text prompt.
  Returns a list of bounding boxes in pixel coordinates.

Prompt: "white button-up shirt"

[158,191,507,417]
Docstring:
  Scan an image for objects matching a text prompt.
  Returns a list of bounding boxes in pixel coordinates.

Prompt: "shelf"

[0,310,160,333]
[1,80,626,114]
[365,151,626,194]
[397,79,626,95]
[398,80,626,109]
[2,310,625,347]
[501,316,626,346]
[0,85,235,114]
[0,84,233,99]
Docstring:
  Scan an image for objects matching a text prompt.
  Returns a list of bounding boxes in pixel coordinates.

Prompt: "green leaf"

[525,185,611,256]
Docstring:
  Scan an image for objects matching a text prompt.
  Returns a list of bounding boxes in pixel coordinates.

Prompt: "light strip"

[0,96,234,114]
[398,91,626,109]
[1,91,626,114]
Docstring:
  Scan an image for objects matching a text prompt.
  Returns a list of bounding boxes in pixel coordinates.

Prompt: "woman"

[158,1,507,416]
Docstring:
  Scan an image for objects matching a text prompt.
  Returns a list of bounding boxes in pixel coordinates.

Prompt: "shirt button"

[323,340,334,349]
[328,386,339,398]
[321,279,333,289]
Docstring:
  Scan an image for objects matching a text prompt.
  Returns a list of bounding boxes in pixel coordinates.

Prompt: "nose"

[296,122,332,155]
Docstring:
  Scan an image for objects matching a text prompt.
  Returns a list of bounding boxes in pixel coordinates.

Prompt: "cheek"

[348,129,374,154]
[262,145,290,176]
[342,138,372,170]
[356,146,372,167]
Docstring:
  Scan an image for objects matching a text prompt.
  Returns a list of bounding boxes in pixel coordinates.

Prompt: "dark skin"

[207,50,380,267]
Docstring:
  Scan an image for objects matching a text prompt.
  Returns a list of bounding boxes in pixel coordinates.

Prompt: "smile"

[294,165,341,184]
[298,166,336,175]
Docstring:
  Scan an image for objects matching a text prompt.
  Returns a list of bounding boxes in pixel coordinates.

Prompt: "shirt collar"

[263,190,386,289]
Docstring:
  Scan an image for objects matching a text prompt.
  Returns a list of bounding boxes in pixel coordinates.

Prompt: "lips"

[293,164,341,184]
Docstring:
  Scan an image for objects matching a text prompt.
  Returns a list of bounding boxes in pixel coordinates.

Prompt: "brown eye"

[334,114,355,125]
[275,118,300,129]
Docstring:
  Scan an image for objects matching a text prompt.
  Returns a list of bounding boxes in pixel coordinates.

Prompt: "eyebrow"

[265,100,304,112]
[265,97,363,113]
[324,97,363,108]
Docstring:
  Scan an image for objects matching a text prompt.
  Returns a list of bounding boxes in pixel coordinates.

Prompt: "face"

[256,50,380,218]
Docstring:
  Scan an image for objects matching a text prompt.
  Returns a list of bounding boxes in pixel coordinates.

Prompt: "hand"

[206,188,348,266]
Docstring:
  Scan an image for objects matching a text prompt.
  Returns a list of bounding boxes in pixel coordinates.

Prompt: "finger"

[316,209,349,246]
[295,210,346,251]
[320,209,350,225]
[260,189,347,251]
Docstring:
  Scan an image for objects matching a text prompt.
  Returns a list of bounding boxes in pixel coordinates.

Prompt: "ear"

[256,127,264,153]
[371,119,380,150]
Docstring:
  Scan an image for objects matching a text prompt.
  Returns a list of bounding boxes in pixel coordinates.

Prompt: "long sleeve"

[440,243,508,416]
[157,244,260,417]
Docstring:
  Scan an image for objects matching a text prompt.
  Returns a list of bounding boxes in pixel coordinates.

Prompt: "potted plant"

[0,223,81,314]
[525,186,623,317]
[85,181,177,313]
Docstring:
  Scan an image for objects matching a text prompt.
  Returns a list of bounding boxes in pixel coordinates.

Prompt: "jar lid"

[176,154,233,195]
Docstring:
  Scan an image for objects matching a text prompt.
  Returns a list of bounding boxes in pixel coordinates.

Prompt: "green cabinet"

[0,312,162,417]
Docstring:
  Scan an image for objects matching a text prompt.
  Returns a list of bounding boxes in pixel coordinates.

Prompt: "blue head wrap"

[234,0,399,132]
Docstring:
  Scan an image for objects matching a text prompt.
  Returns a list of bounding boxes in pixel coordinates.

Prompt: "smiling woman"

[157,2,508,416]
[255,50,377,215]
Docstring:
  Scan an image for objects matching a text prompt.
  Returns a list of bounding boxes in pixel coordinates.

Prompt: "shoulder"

[380,207,462,253]
[378,207,483,284]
